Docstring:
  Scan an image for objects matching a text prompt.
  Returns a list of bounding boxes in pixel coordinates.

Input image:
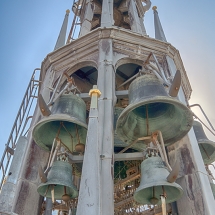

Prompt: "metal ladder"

[0,68,41,189]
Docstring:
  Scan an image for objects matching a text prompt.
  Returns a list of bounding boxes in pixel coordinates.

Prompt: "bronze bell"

[116,74,193,146]
[210,183,215,199]
[33,93,87,152]
[114,107,146,152]
[193,120,215,164]
[37,160,78,200]
[134,156,183,205]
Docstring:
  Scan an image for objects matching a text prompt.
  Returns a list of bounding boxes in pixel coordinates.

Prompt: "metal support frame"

[0,68,40,189]
[69,152,144,163]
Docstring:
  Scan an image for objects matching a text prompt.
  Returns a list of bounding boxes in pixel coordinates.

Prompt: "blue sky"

[0,0,215,155]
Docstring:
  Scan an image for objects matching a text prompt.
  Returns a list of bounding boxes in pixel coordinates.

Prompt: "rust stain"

[167,144,175,153]
[90,2,94,11]
[101,40,110,54]
[187,175,204,214]
[24,141,38,180]
[24,140,47,181]
[180,144,195,175]
[187,175,194,201]
[111,154,114,179]
[14,181,29,214]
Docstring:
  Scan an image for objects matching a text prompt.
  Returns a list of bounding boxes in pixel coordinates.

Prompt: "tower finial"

[54,9,70,50]
[153,6,167,42]
[152,6,157,11]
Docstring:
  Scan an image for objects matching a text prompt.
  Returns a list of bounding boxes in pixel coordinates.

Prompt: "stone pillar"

[139,16,147,35]
[166,56,215,215]
[128,0,142,34]
[77,38,115,215]
[79,0,94,37]
[101,0,113,27]
[44,198,53,215]
[97,38,116,215]
[76,88,101,215]
[0,136,27,214]
[11,68,53,214]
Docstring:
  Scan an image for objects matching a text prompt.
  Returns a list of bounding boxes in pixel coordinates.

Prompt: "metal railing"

[0,68,41,189]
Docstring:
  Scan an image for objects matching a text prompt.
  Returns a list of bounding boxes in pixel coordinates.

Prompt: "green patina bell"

[116,74,193,146]
[134,156,183,205]
[114,107,146,151]
[193,120,215,164]
[210,183,215,199]
[37,160,78,200]
[33,93,87,152]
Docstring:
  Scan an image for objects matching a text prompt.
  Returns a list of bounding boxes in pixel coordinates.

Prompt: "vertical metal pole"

[44,198,53,215]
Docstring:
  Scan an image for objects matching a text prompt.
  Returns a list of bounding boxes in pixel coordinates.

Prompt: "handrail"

[0,68,40,189]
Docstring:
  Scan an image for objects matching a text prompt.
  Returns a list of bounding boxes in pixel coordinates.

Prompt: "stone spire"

[54,10,70,50]
[152,6,167,42]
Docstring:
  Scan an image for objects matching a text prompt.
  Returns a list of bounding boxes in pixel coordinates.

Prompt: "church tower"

[0,1,215,215]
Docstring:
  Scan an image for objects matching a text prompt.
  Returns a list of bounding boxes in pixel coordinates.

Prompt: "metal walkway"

[0,68,40,189]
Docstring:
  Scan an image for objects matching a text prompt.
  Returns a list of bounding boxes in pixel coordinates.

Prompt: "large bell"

[193,120,215,164]
[37,160,78,200]
[114,107,146,151]
[116,74,193,146]
[134,156,183,205]
[33,93,87,151]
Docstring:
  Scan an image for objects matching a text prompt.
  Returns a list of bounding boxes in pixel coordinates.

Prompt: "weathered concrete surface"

[0,137,27,214]
[166,53,215,214]
[79,0,94,37]
[76,38,116,215]
[128,0,143,35]
[97,38,116,215]
[101,0,113,27]
[167,131,215,215]
[76,108,101,215]
[10,68,52,214]
[11,138,49,215]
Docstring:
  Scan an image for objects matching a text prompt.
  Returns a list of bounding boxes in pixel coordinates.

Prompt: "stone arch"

[115,58,143,91]
[115,58,143,70]
[57,60,98,94]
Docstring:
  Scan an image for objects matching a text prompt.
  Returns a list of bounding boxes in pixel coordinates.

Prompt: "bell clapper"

[62,186,71,205]
[75,125,85,155]
[150,186,158,205]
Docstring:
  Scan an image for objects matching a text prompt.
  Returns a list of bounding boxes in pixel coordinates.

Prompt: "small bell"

[37,160,78,200]
[134,155,183,205]
[193,120,215,164]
